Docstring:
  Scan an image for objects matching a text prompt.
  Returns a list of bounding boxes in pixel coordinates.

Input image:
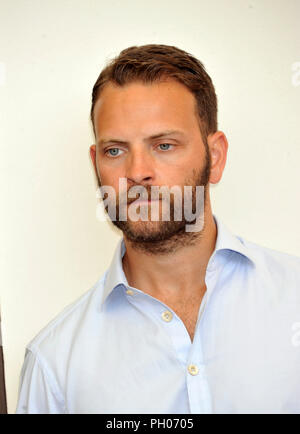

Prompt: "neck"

[122,204,217,301]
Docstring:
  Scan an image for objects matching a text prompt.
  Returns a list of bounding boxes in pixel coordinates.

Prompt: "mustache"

[100,184,204,205]
[117,185,184,205]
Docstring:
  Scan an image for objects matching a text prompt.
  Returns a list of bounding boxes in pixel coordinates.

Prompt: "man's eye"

[158,143,172,151]
[106,148,122,157]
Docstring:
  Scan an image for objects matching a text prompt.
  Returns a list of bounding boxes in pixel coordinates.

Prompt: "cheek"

[97,162,125,190]
[160,167,186,187]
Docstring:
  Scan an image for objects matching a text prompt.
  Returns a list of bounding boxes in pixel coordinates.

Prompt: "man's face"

[91,79,211,243]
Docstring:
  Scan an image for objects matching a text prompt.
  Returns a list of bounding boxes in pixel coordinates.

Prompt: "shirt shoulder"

[240,236,300,267]
[17,272,111,413]
[26,272,107,356]
[237,235,300,291]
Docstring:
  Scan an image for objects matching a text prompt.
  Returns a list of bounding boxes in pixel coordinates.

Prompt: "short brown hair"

[90,44,218,141]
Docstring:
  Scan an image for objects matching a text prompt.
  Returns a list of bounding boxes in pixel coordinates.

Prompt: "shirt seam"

[28,347,66,413]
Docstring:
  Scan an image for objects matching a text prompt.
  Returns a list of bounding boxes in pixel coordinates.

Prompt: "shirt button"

[188,364,199,376]
[126,289,134,296]
[161,310,173,322]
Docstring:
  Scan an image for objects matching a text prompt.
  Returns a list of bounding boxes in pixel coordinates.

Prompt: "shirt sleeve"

[16,348,65,414]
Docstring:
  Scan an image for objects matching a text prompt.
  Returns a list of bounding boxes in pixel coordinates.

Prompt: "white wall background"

[0,0,299,413]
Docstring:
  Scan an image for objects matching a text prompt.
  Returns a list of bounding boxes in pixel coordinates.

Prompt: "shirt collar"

[100,237,128,305]
[101,215,256,305]
[208,215,256,271]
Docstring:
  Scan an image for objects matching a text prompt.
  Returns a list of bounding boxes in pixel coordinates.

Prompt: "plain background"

[0,0,299,413]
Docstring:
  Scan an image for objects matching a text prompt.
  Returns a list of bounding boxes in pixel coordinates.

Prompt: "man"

[16,45,300,414]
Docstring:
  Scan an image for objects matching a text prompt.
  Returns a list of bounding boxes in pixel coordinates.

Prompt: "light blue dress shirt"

[16,216,300,414]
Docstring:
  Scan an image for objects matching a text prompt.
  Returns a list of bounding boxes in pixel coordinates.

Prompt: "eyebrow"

[97,130,186,147]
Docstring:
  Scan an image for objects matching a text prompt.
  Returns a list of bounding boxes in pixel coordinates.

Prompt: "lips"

[131,199,160,205]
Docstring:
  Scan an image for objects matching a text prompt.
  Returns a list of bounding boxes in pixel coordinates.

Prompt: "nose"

[125,149,155,186]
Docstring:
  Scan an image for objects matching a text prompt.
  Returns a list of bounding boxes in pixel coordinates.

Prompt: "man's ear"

[89,144,101,185]
[207,131,228,184]
[90,144,97,170]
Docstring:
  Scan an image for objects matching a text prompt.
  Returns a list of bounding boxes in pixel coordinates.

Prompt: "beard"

[98,147,211,255]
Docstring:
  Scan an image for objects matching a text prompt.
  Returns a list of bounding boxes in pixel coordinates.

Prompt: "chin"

[112,219,187,243]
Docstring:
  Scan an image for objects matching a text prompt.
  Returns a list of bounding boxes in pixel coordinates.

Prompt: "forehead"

[93,79,199,139]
